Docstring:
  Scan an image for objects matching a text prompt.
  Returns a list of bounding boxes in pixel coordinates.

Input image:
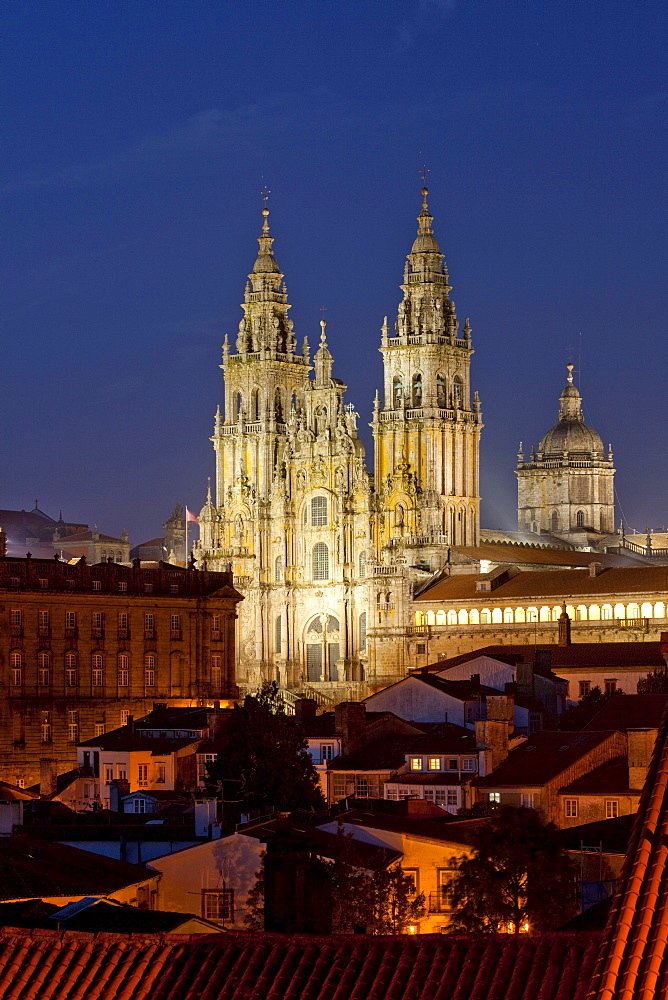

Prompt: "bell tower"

[371,185,483,561]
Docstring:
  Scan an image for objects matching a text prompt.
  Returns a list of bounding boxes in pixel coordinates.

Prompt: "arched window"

[311,496,328,526]
[503,608,514,623]
[469,609,480,625]
[274,387,283,421]
[144,653,156,687]
[576,510,585,528]
[437,374,446,408]
[251,388,259,420]
[515,608,526,623]
[393,377,403,408]
[588,605,601,620]
[312,543,329,580]
[395,505,405,534]
[453,376,463,408]
[412,373,422,407]
[275,615,282,653]
[458,609,468,625]
[275,555,283,583]
[480,609,491,624]
[359,612,367,652]
[236,392,243,417]
[551,511,559,532]
[447,610,457,626]
[359,551,366,578]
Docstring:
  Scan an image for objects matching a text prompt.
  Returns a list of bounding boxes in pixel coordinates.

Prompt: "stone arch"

[393,376,403,408]
[412,372,422,407]
[304,613,340,682]
[437,373,447,408]
[453,375,463,407]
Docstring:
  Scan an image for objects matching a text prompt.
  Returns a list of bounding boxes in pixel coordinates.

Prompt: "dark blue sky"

[1,1,666,544]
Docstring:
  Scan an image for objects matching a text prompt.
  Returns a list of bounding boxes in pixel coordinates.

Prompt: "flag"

[186,507,199,524]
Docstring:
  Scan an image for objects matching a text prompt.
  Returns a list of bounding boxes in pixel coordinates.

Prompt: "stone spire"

[394,185,458,342]
[558,363,584,422]
[314,318,333,387]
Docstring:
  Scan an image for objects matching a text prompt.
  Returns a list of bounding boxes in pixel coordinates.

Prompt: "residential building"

[0,555,241,787]
[474,729,628,825]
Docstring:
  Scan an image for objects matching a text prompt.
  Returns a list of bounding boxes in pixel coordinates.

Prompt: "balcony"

[118,627,130,639]
[144,629,156,640]
[92,627,105,639]
[428,892,452,914]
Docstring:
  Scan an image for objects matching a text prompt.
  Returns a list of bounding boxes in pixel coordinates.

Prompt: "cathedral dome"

[410,188,442,255]
[539,368,605,456]
[540,419,605,456]
[252,252,280,274]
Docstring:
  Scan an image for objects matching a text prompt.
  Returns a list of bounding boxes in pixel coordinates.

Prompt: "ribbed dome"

[252,252,280,274]
[540,420,605,455]
[411,232,441,253]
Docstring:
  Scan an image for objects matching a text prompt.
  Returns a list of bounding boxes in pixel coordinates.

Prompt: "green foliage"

[637,669,668,694]
[448,806,578,933]
[244,852,265,930]
[207,681,324,813]
[326,825,426,934]
[559,685,619,731]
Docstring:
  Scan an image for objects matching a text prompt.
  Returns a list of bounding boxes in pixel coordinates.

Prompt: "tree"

[326,825,426,934]
[244,851,265,930]
[448,806,577,933]
[637,669,668,694]
[559,685,620,731]
[207,681,324,813]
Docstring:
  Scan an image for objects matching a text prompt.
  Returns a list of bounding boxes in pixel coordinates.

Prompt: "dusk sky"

[2,1,666,546]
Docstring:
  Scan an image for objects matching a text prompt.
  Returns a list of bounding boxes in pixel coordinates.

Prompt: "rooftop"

[416,565,668,602]
[450,543,639,568]
[429,642,666,673]
[559,757,636,795]
[0,927,601,1000]
[583,693,668,732]
[475,731,620,788]
[0,835,155,900]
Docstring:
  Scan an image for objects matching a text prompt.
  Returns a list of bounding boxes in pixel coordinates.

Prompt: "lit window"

[211,615,221,635]
[156,764,166,784]
[605,800,619,819]
[120,710,131,725]
[92,580,102,591]
[95,723,105,737]
[489,792,501,804]
[138,764,149,786]
[119,581,127,592]
[520,793,535,808]
[170,614,181,634]
[409,757,422,771]
[211,654,222,690]
[65,611,77,629]
[428,757,442,771]
[144,653,155,687]
[311,496,328,526]
[565,799,578,818]
[312,543,329,581]
[144,614,155,635]
[201,889,234,924]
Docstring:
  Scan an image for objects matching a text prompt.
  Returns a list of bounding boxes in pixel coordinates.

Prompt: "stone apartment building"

[0,550,241,788]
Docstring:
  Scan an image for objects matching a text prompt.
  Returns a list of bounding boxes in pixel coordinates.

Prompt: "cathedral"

[195,187,483,699]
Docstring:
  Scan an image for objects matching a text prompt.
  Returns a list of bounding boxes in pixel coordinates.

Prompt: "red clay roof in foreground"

[0,927,601,1000]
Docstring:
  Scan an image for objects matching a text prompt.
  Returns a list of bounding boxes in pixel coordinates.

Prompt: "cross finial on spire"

[420,164,429,185]
[566,363,574,385]
[261,185,270,209]
[261,186,271,233]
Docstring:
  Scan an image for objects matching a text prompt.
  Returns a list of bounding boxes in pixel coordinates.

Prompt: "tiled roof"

[239,820,402,871]
[0,836,155,900]
[77,726,199,752]
[430,642,666,672]
[415,565,668,602]
[451,543,638,568]
[327,729,477,772]
[589,697,668,998]
[557,814,636,856]
[583,693,668,732]
[475,731,619,788]
[0,927,601,1000]
[0,898,222,935]
[336,809,487,846]
[559,757,634,794]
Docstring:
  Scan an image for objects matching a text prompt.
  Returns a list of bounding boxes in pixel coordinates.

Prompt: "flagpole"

[184,504,188,567]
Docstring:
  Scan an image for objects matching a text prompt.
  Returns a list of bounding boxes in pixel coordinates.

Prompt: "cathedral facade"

[195,188,482,699]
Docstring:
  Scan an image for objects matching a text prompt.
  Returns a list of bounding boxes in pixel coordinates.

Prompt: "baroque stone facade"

[517,365,615,538]
[195,188,482,698]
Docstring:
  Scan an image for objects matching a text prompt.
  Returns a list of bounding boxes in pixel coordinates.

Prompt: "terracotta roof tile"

[450,544,638,568]
[429,643,666,673]
[415,566,668,603]
[475,731,621,788]
[582,693,668,732]
[559,757,634,795]
[0,929,607,998]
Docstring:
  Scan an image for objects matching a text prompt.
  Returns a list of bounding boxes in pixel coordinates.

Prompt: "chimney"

[628,729,658,790]
[516,658,535,699]
[39,758,58,798]
[535,649,552,672]
[108,778,130,812]
[475,695,512,772]
[470,673,481,689]
[558,606,572,645]
[589,561,604,577]
[335,702,367,757]
[294,699,317,726]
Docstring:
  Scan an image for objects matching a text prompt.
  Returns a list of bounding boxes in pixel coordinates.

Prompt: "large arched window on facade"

[393,377,403,409]
[576,510,585,527]
[359,612,367,652]
[551,511,559,532]
[251,388,260,420]
[274,387,284,421]
[311,496,328,526]
[275,555,283,583]
[437,374,447,408]
[453,375,463,408]
[312,543,329,581]
[412,373,422,407]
